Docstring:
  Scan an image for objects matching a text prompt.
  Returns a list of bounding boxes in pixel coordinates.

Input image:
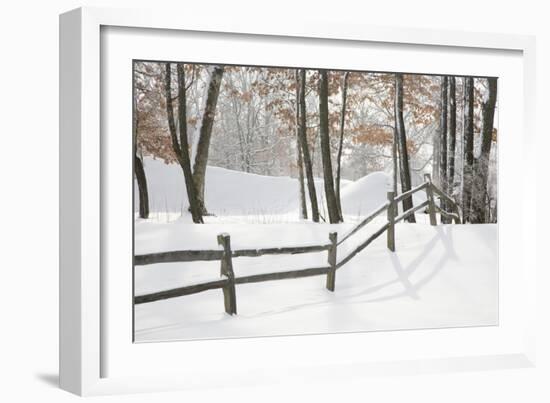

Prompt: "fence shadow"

[362,226,457,303]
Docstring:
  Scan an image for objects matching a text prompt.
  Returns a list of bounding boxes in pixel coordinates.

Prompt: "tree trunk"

[318,70,341,224]
[439,76,449,223]
[470,78,497,223]
[165,63,203,223]
[462,77,475,223]
[297,141,308,219]
[134,155,149,219]
[133,90,149,219]
[392,123,398,196]
[335,72,349,221]
[297,69,320,222]
[394,73,416,223]
[192,65,224,214]
[176,64,204,223]
[448,76,457,194]
[432,109,441,186]
[295,80,308,219]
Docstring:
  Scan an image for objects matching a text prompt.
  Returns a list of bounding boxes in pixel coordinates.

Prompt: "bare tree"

[448,76,457,193]
[295,77,308,219]
[470,78,497,223]
[133,64,149,219]
[462,77,475,223]
[165,63,203,223]
[394,73,415,222]
[318,70,341,223]
[297,69,320,222]
[439,76,449,223]
[134,116,149,219]
[192,65,225,214]
[335,72,350,220]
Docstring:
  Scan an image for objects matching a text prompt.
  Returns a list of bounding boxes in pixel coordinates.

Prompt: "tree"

[165,63,203,223]
[392,126,399,195]
[335,72,350,220]
[192,65,225,214]
[432,106,441,187]
[295,78,308,219]
[394,73,416,222]
[134,108,149,219]
[133,63,151,219]
[447,76,457,193]
[297,69,320,222]
[439,76,449,223]
[462,77,475,223]
[318,70,341,223]
[470,78,497,223]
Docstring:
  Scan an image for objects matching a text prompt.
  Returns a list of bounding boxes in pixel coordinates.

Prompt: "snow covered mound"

[138,157,300,215]
[137,157,424,220]
[340,171,390,216]
[202,166,299,215]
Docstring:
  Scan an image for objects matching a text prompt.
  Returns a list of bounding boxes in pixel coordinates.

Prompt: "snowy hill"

[136,157,421,222]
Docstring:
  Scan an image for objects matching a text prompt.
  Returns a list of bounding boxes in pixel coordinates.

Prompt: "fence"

[134,173,461,315]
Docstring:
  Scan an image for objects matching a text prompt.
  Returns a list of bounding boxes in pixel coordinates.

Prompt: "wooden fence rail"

[393,182,428,204]
[338,201,390,245]
[134,178,461,315]
[135,244,331,266]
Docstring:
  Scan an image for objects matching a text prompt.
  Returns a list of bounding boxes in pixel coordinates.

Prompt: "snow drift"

[135,157,418,221]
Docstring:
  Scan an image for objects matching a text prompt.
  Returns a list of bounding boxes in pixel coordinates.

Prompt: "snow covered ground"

[134,222,498,342]
[134,162,497,343]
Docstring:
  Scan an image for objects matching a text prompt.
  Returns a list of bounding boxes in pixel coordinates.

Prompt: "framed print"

[60,6,537,396]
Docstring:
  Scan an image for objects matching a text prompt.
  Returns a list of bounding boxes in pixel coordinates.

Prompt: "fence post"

[424,174,437,226]
[387,191,395,252]
[326,232,338,292]
[217,233,237,315]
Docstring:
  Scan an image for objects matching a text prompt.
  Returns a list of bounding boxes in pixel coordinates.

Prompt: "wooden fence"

[134,173,461,315]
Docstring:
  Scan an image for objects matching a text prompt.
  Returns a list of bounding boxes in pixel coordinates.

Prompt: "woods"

[133,62,498,225]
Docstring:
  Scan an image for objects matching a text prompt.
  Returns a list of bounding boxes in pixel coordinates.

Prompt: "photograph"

[132,61,499,343]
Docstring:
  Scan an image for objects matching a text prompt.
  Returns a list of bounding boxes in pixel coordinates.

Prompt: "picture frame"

[60,6,537,396]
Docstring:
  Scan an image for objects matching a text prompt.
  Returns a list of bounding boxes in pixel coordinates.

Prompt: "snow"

[138,157,376,222]
[339,171,390,215]
[338,171,426,216]
[134,162,497,342]
[134,221,497,342]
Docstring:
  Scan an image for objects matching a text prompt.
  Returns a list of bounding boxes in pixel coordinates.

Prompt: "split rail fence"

[134,173,461,315]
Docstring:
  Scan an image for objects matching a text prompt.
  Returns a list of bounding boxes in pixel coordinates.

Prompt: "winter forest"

[133,61,498,342]
[134,62,498,225]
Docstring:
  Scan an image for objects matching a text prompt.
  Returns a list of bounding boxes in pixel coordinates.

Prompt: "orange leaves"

[350,123,418,154]
[351,124,393,146]
[134,60,457,173]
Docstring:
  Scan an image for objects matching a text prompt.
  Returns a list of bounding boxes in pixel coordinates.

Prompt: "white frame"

[60,6,537,396]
